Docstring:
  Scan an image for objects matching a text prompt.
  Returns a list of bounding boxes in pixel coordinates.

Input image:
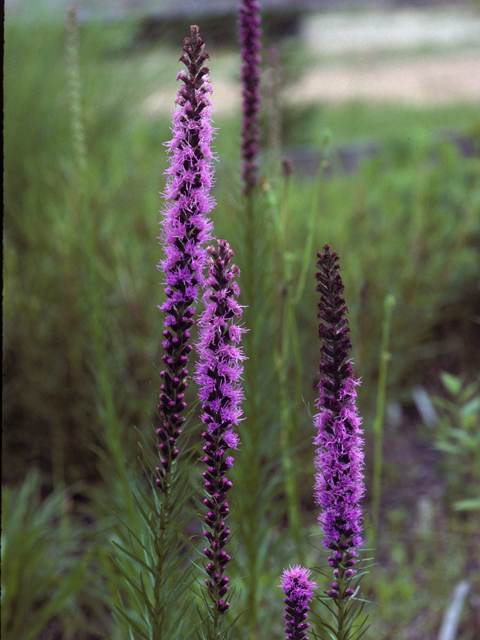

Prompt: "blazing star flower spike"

[195,239,246,616]
[279,565,318,640]
[238,0,262,195]
[314,245,365,600]
[156,25,214,478]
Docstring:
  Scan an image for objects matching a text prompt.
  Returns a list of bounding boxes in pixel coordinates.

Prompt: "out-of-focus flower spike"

[238,0,262,195]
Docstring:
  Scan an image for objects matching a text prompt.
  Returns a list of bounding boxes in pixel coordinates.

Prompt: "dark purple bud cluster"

[279,566,318,640]
[195,240,245,614]
[325,551,357,599]
[238,0,262,195]
[316,245,353,408]
[314,245,365,600]
[157,25,214,477]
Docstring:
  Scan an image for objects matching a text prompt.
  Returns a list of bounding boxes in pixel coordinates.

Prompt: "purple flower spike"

[195,240,246,614]
[314,245,365,599]
[157,25,214,475]
[279,565,318,640]
[238,0,262,195]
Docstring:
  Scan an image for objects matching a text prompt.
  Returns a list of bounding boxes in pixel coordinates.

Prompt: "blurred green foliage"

[3,8,480,640]
[3,16,172,486]
[1,471,100,640]
[433,372,480,512]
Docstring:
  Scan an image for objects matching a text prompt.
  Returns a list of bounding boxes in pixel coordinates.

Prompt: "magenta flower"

[314,245,365,599]
[194,240,245,615]
[279,565,318,640]
[156,26,214,478]
[238,0,262,195]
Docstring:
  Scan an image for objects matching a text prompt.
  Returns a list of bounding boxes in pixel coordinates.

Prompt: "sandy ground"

[286,50,480,106]
[144,7,480,115]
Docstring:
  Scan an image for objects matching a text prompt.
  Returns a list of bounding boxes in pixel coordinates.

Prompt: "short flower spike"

[314,245,365,598]
[279,565,318,640]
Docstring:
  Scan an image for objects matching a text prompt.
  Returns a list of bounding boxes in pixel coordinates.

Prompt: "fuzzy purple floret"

[314,377,365,549]
[279,565,317,640]
[313,246,365,553]
[238,0,262,195]
[195,239,245,615]
[156,26,214,478]
[279,565,318,605]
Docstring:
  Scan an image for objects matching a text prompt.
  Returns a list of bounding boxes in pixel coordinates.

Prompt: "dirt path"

[287,50,480,106]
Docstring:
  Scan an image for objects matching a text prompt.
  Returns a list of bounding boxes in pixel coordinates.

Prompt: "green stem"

[268,173,305,548]
[331,541,359,640]
[242,192,261,637]
[278,287,302,547]
[294,144,329,306]
[371,294,396,554]
[277,160,329,549]
[213,608,219,639]
[153,470,172,640]
[338,596,345,640]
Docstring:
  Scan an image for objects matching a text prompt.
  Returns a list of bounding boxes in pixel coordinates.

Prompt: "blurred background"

[3,0,480,638]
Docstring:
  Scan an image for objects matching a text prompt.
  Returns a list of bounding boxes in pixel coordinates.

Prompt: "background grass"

[3,6,480,640]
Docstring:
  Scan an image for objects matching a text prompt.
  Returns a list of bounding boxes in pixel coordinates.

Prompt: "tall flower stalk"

[235,4,283,636]
[238,0,262,196]
[116,26,216,640]
[313,245,367,640]
[140,25,214,639]
[157,25,214,480]
[195,240,245,638]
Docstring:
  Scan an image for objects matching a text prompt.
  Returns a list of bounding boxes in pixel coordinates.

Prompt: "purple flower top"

[279,565,318,605]
[156,26,214,477]
[160,25,214,300]
[313,245,365,553]
[238,0,262,195]
[195,239,245,615]
[279,565,317,640]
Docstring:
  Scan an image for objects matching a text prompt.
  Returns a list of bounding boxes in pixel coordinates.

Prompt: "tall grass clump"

[1,472,94,640]
[3,4,173,488]
[65,4,135,519]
